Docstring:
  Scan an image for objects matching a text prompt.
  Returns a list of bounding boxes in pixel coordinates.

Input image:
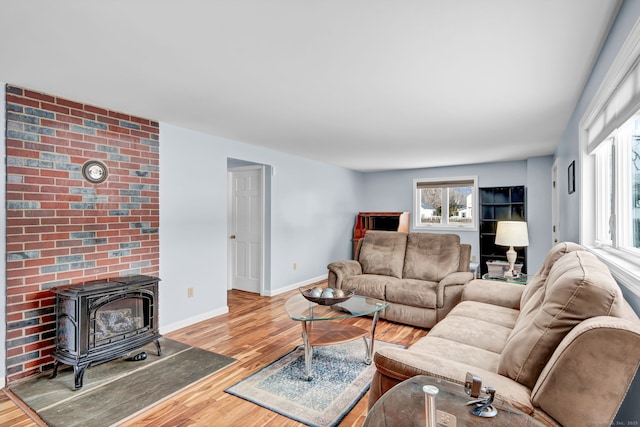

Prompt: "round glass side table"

[364,375,544,427]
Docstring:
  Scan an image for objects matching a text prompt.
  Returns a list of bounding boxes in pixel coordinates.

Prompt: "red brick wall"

[4,85,160,383]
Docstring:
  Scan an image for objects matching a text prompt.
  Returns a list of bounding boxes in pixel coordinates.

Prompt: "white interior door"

[229,167,263,294]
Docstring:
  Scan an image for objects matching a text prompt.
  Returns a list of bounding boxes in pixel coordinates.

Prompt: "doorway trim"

[552,158,560,244]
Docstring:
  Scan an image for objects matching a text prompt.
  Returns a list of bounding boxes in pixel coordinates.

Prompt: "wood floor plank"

[0,284,428,426]
[0,390,40,427]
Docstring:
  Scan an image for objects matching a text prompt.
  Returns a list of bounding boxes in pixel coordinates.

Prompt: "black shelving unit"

[479,186,527,275]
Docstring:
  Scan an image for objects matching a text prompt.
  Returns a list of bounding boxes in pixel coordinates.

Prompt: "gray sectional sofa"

[327,230,473,328]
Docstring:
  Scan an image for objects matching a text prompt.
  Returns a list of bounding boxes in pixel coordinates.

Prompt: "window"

[580,20,640,294]
[592,116,640,252]
[413,177,477,230]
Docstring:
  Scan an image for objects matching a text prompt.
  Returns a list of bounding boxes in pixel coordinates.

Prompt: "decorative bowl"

[299,287,354,306]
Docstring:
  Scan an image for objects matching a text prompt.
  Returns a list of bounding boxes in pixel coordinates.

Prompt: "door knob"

[230,235,236,239]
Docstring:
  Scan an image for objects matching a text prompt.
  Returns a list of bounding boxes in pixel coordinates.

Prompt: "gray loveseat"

[327,230,473,328]
[369,242,640,427]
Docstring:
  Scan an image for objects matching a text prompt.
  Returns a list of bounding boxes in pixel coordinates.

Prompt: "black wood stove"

[50,275,161,390]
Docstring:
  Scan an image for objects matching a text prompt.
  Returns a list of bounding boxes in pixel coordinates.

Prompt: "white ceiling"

[0,1,621,172]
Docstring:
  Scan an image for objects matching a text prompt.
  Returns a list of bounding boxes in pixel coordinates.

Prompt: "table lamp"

[494,221,529,279]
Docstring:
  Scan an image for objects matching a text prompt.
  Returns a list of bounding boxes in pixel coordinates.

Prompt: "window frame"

[579,20,640,297]
[593,138,614,246]
[412,176,478,231]
[591,122,640,255]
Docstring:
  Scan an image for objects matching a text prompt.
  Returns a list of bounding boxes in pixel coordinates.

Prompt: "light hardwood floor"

[0,284,428,426]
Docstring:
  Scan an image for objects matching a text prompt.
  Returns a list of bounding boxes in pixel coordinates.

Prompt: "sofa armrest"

[458,243,472,272]
[437,271,474,307]
[531,316,640,427]
[370,347,534,415]
[327,260,362,288]
[462,279,524,310]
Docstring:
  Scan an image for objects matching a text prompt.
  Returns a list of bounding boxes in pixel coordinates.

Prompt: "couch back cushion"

[359,231,408,278]
[402,233,461,282]
[498,251,624,388]
[519,241,585,312]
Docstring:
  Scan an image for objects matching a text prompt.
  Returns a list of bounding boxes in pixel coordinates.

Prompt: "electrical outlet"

[471,255,477,262]
[293,263,297,270]
[187,287,194,298]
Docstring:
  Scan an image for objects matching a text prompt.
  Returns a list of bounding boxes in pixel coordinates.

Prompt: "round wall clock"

[82,160,108,184]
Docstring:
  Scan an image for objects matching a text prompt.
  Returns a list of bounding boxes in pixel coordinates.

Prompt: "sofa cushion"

[519,241,584,311]
[498,251,625,388]
[428,314,513,355]
[402,233,460,282]
[385,279,438,308]
[448,300,520,329]
[410,336,503,373]
[343,274,403,300]
[358,231,408,279]
[384,304,438,329]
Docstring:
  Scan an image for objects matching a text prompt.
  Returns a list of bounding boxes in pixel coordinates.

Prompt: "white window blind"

[416,178,476,189]
[587,55,640,153]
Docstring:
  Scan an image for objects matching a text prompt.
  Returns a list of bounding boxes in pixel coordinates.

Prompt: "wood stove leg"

[154,338,162,356]
[49,360,60,379]
[74,365,87,390]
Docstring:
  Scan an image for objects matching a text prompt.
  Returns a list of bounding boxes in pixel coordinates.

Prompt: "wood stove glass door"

[91,296,150,348]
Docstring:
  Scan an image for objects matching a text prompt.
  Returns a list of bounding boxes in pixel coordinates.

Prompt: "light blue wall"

[557,0,640,243]
[159,123,363,329]
[361,157,553,273]
[526,156,554,272]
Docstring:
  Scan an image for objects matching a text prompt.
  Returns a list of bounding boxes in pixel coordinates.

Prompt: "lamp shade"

[495,221,529,247]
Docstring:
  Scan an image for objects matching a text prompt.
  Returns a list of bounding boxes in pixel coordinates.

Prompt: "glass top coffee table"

[364,375,545,426]
[285,293,389,380]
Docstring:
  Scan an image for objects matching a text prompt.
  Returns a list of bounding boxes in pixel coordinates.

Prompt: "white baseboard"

[265,275,326,296]
[159,275,326,332]
[159,306,229,334]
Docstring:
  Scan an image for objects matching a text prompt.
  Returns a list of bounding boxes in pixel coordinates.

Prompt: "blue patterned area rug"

[225,340,402,427]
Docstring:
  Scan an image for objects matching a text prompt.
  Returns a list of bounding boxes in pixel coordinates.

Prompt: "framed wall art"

[568,160,575,194]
